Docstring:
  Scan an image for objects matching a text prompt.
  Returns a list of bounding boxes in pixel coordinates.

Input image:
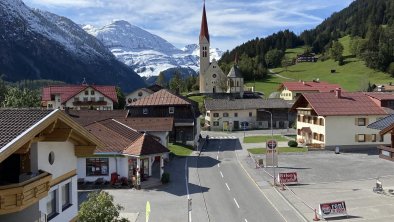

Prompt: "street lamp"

[260,109,275,185]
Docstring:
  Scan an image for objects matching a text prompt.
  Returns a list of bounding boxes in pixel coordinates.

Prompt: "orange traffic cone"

[313,209,320,221]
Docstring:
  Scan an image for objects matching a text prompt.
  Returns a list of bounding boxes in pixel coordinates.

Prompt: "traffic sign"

[266,140,277,149]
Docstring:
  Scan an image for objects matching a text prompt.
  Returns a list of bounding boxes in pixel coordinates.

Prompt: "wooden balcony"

[0,171,52,215]
[73,101,107,106]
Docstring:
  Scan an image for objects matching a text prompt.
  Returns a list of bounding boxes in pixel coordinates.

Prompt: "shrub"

[161,172,170,184]
[288,140,298,147]
[338,56,345,66]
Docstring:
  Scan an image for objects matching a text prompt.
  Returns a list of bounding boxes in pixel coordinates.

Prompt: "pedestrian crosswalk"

[208,136,238,139]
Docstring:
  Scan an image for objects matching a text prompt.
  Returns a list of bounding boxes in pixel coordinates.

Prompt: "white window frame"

[169,107,175,114]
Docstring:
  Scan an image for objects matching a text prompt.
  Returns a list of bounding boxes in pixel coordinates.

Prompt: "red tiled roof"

[84,119,168,156]
[365,92,394,101]
[200,3,210,42]
[280,81,342,92]
[298,92,387,116]
[130,89,191,106]
[123,134,169,156]
[41,85,118,104]
[115,117,173,132]
[66,110,128,126]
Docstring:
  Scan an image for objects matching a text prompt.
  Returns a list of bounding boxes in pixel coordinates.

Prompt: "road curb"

[235,150,308,222]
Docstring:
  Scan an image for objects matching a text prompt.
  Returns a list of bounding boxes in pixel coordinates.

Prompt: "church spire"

[200,1,210,42]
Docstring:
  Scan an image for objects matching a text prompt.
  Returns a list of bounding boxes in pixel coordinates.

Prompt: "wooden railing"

[0,171,52,215]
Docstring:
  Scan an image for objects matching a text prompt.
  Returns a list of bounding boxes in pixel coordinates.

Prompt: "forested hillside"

[219,0,394,78]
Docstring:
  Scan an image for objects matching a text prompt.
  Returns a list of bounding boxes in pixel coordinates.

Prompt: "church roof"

[227,65,243,78]
[200,3,210,42]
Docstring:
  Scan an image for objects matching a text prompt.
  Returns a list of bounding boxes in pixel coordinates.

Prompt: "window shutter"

[355,118,358,125]
[365,117,369,125]
[366,134,372,142]
[355,134,358,142]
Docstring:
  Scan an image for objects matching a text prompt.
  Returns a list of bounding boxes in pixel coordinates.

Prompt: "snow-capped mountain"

[0,0,145,92]
[84,20,223,77]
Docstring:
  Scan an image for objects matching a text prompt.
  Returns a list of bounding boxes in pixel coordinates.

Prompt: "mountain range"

[0,0,145,92]
[83,20,223,77]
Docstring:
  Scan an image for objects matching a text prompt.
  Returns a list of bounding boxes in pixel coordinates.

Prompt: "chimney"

[335,88,342,98]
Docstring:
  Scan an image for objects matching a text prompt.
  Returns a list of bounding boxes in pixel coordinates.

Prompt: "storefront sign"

[278,172,298,184]
[319,201,347,219]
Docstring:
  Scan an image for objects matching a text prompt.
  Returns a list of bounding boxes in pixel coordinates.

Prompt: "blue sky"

[24,0,353,51]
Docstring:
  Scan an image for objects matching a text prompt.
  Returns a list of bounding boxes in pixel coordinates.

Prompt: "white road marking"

[225,183,230,191]
[219,136,223,139]
[244,219,248,222]
[218,163,220,167]
[220,171,224,178]
[233,198,240,208]
[216,155,219,160]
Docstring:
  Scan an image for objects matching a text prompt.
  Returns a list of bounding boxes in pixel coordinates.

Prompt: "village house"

[0,109,103,222]
[204,98,292,131]
[279,81,341,101]
[125,88,154,105]
[127,89,200,146]
[41,84,118,110]
[296,53,318,63]
[372,83,394,92]
[292,89,393,149]
[368,114,394,161]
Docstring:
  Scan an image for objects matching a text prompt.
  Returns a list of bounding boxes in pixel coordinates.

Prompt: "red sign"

[278,172,298,184]
[319,201,347,219]
[266,140,277,149]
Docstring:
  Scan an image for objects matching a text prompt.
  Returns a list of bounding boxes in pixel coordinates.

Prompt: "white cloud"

[23,0,352,50]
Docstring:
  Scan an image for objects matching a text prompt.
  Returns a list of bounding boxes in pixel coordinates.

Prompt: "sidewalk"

[235,148,308,222]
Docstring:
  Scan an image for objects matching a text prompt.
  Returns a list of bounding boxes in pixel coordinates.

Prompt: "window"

[297,129,301,135]
[83,97,88,102]
[84,90,89,95]
[90,97,95,102]
[371,134,376,142]
[320,134,325,142]
[234,113,238,117]
[143,108,148,115]
[213,113,219,117]
[169,107,175,114]
[313,133,318,140]
[213,121,219,126]
[138,91,143,97]
[47,190,57,220]
[357,134,365,142]
[319,118,324,126]
[223,113,229,117]
[127,98,132,103]
[48,104,53,109]
[86,158,109,176]
[379,134,384,142]
[249,112,252,117]
[297,115,301,121]
[357,118,366,126]
[74,97,79,102]
[207,112,210,117]
[212,74,217,78]
[313,117,318,125]
[99,97,104,101]
[61,183,71,210]
[90,90,95,95]
[133,98,137,102]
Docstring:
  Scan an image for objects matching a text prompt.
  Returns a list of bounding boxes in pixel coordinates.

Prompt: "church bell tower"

[199,2,210,93]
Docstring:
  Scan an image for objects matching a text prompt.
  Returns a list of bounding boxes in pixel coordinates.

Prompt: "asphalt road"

[197,138,285,222]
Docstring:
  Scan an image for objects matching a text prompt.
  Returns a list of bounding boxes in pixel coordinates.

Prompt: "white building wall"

[280,89,294,101]
[296,115,326,144]
[36,141,76,179]
[206,109,257,131]
[125,89,153,105]
[202,60,227,94]
[324,115,390,147]
[39,176,78,222]
[64,87,114,110]
[77,156,129,182]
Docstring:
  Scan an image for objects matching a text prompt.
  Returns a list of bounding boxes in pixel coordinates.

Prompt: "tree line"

[0,77,42,108]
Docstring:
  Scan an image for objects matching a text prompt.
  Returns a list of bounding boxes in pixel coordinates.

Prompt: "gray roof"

[0,109,53,148]
[227,65,243,78]
[367,114,394,130]
[204,98,291,111]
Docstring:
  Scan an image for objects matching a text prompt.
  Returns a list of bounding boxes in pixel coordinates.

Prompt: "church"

[198,2,244,98]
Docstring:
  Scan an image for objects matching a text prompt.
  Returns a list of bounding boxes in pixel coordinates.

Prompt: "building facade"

[42,85,118,110]
[279,81,341,101]
[0,110,102,222]
[125,88,154,106]
[292,89,392,149]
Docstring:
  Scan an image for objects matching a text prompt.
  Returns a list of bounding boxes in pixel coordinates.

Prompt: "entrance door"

[234,121,239,130]
[213,86,216,93]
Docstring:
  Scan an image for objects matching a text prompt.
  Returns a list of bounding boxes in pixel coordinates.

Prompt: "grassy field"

[243,135,290,143]
[247,36,393,97]
[247,147,307,154]
[168,143,193,156]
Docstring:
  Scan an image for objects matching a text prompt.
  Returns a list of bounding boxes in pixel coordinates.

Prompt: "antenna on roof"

[82,77,87,86]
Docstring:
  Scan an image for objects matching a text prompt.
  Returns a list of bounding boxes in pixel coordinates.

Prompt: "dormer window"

[84,90,89,95]
[138,91,143,97]
[169,107,175,114]
[91,90,95,95]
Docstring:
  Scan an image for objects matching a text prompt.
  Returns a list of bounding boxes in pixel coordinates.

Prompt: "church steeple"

[199,2,210,43]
